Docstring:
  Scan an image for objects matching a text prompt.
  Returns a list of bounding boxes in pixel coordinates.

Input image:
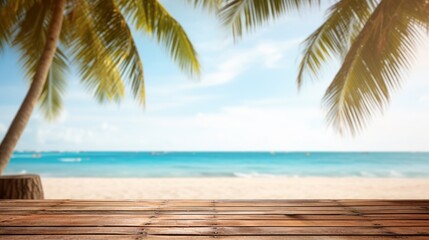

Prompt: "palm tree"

[0,0,200,174]
[219,0,429,135]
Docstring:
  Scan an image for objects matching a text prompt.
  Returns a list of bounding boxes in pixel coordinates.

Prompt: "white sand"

[42,177,429,199]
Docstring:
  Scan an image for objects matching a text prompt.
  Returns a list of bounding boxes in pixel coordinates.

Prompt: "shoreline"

[42,177,429,199]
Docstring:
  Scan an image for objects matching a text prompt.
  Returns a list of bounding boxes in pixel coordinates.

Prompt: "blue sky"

[1,1,429,151]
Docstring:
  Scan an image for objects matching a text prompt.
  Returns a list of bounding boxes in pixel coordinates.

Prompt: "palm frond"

[0,0,39,52]
[220,0,320,39]
[116,0,200,77]
[0,2,13,51]
[11,0,53,77]
[184,0,223,13]
[6,0,69,120]
[38,48,68,120]
[67,0,125,103]
[297,0,377,89]
[90,0,146,106]
[406,0,429,30]
[323,0,427,135]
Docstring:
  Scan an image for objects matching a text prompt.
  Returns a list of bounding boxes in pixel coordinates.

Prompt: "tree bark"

[0,0,66,174]
[0,174,44,199]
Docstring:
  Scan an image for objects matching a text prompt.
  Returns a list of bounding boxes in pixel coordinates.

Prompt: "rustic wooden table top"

[0,199,428,239]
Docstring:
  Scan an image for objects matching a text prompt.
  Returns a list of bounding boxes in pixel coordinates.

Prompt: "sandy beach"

[42,177,429,199]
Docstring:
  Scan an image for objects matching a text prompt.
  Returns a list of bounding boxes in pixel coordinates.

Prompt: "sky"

[0,1,428,152]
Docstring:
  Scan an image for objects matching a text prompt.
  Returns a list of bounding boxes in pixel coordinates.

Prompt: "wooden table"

[0,200,429,239]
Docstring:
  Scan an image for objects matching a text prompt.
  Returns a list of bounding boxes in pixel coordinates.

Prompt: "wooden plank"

[0,236,139,240]
[0,226,142,235]
[2,207,425,215]
[149,226,429,236]
[0,210,361,215]
[383,227,429,235]
[1,200,429,238]
[0,207,161,211]
[0,212,426,217]
[144,219,377,227]
[3,236,429,240]
[155,213,427,220]
[216,226,429,236]
[0,236,141,240]
[363,214,429,220]
[156,237,429,240]
[145,226,389,236]
[1,200,427,208]
[358,209,429,214]
[1,206,427,213]
[158,206,428,211]
[1,199,427,204]
[146,237,429,240]
[0,215,152,226]
[145,219,429,227]
[2,213,429,222]
[153,214,367,220]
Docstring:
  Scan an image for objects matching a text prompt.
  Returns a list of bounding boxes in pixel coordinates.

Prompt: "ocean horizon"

[5,151,429,178]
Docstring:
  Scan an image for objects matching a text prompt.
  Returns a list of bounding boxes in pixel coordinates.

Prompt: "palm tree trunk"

[0,0,66,174]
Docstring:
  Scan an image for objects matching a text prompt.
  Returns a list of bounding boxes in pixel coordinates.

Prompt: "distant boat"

[32,153,42,158]
[60,158,82,163]
[305,152,311,156]
[151,152,167,156]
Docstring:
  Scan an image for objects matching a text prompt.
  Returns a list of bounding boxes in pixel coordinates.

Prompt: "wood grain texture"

[0,174,44,199]
[0,200,428,239]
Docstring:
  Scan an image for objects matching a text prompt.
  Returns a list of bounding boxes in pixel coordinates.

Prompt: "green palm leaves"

[221,0,320,39]
[324,0,428,135]
[220,0,429,135]
[39,49,68,120]
[185,0,223,13]
[0,0,200,119]
[3,0,427,135]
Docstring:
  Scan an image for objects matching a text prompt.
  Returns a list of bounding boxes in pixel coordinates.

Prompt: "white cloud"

[200,39,301,87]
[243,97,291,106]
[419,95,429,102]
[350,110,429,151]
[36,126,95,146]
[147,94,216,112]
[150,38,302,95]
[34,120,122,150]
[412,35,429,72]
[22,98,429,152]
[100,122,118,132]
[33,109,69,124]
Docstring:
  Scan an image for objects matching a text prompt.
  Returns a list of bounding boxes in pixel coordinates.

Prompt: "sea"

[4,152,429,178]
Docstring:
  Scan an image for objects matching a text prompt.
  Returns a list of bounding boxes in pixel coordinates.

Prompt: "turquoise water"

[5,152,429,178]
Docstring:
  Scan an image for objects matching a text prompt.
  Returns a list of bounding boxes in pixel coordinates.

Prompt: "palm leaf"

[66,0,125,103]
[0,0,39,52]
[323,0,428,135]
[90,0,146,105]
[297,0,377,88]
[12,0,53,78]
[0,2,13,51]
[220,0,320,39]
[115,0,200,77]
[406,0,429,30]
[7,0,70,119]
[38,48,68,120]
[185,0,223,13]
